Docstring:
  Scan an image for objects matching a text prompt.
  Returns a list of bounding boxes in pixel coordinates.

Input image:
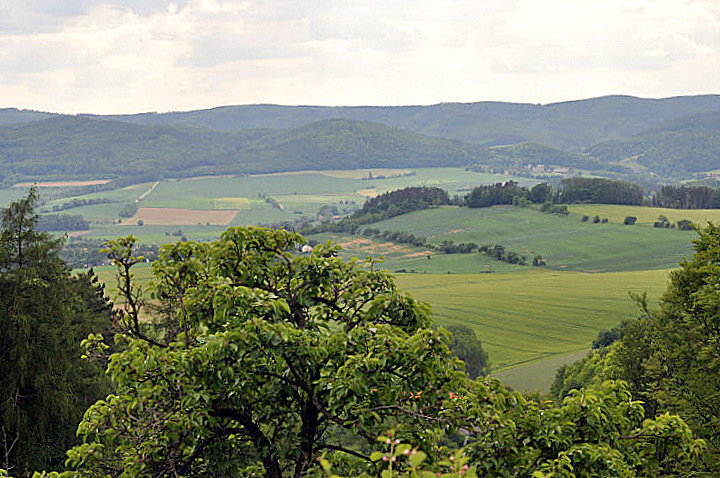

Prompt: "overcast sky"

[1,0,718,114]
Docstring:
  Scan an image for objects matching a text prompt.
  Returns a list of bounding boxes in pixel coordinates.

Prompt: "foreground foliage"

[553,223,720,474]
[0,189,111,475]
[6,227,706,477]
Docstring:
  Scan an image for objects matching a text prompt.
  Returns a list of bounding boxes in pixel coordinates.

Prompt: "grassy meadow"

[395,269,670,372]
[567,204,720,226]
[368,206,695,272]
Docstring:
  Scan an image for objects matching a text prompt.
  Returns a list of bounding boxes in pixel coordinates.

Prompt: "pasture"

[93,259,671,392]
[368,206,696,271]
[1,168,532,243]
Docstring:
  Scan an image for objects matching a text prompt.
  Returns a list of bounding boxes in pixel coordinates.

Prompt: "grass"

[492,349,591,393]
[0,168,534,242]
[395,269,670,371]
[312,233,528,274]
[369,206,695,272]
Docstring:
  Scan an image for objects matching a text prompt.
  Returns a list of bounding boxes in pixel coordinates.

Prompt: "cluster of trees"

[361,228,430,249]
[653,215,693,230]
[552,223,720,474]
[0,190,712,477]
[581,215,608,223]
[35,214,89,231]
[478,244,526,265]
[652,184,720,209]
[437,240,478,254]
[303,186,452,235]
[465,177,644,210]
[117,202,138,218]
[258,192,283,211]
[540,202,569,215]
[354,186,451,223]
[48,197,111,213]
[557,177,643,205]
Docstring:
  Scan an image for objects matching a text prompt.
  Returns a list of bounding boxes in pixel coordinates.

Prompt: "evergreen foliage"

[0,189,111,475]
[559,177,643,205]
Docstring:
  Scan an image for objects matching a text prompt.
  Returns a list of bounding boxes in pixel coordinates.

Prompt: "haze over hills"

[1,94,720,186]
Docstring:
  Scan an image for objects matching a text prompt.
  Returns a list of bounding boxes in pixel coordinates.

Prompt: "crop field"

[92,261,671,391]
[0,168,531,241]
[125,207,238,226]
[370,206,695,272]
[567,204,720,226]
[395,269,670,371]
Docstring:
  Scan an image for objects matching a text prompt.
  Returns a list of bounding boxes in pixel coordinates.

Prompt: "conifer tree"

[0,188,112,476]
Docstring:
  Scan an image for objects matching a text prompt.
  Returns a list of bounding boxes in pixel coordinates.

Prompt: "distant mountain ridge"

[1,95,720,184]
[0,116,487,186]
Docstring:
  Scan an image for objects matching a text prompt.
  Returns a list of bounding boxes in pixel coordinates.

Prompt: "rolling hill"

[0,117,487,185]
[589,111,720,177]
[3,95,720,183]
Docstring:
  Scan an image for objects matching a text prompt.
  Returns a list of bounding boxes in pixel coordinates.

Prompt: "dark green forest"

[3,95,720,187]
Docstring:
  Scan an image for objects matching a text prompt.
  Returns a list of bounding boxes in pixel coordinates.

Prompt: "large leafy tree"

[552,223,720,473]
[59,228,465,477]
[24,226,707,478]
[0,189,111,475]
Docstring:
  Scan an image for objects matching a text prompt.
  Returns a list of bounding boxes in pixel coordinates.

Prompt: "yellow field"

[251,168,413,179]
[12,179,112,188]
[125,207,238,226]
[568,204,720,225]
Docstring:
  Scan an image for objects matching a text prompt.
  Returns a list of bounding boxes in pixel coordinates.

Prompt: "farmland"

[8,167,703,392]
[365,205,695,272]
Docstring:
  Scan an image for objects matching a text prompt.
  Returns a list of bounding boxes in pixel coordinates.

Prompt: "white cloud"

[0,0,718,113]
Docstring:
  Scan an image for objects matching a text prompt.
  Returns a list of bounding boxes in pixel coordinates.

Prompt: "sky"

[1,0,719,114]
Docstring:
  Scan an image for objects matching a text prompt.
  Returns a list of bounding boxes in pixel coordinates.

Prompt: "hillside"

[0,108,54,126]
[0,117,486,185]
[95,95,720,149]
[3,95,720,183]
[589,111,720,176]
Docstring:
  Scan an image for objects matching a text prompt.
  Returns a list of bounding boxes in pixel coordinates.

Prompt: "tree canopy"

[0,189,111,475]
[14,227,702,478]
[552,222,720,474]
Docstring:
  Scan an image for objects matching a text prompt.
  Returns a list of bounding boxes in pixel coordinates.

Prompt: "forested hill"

[91,94,720,149]
[589,111,720,177]
[0,108,54,126]
[4,95,720,149]
[3,95,720,184]
[0,116,487,185]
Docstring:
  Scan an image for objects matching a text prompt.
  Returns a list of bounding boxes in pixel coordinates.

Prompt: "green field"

[395,269,670,371]
[24,170,699,392]
[2,168,534,243]
[368,206,695,272]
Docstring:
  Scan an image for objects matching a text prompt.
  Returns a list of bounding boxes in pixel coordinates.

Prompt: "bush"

[623,216,637,225]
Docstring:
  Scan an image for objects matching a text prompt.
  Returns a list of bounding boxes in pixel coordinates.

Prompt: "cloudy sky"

[1,0,718,113]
